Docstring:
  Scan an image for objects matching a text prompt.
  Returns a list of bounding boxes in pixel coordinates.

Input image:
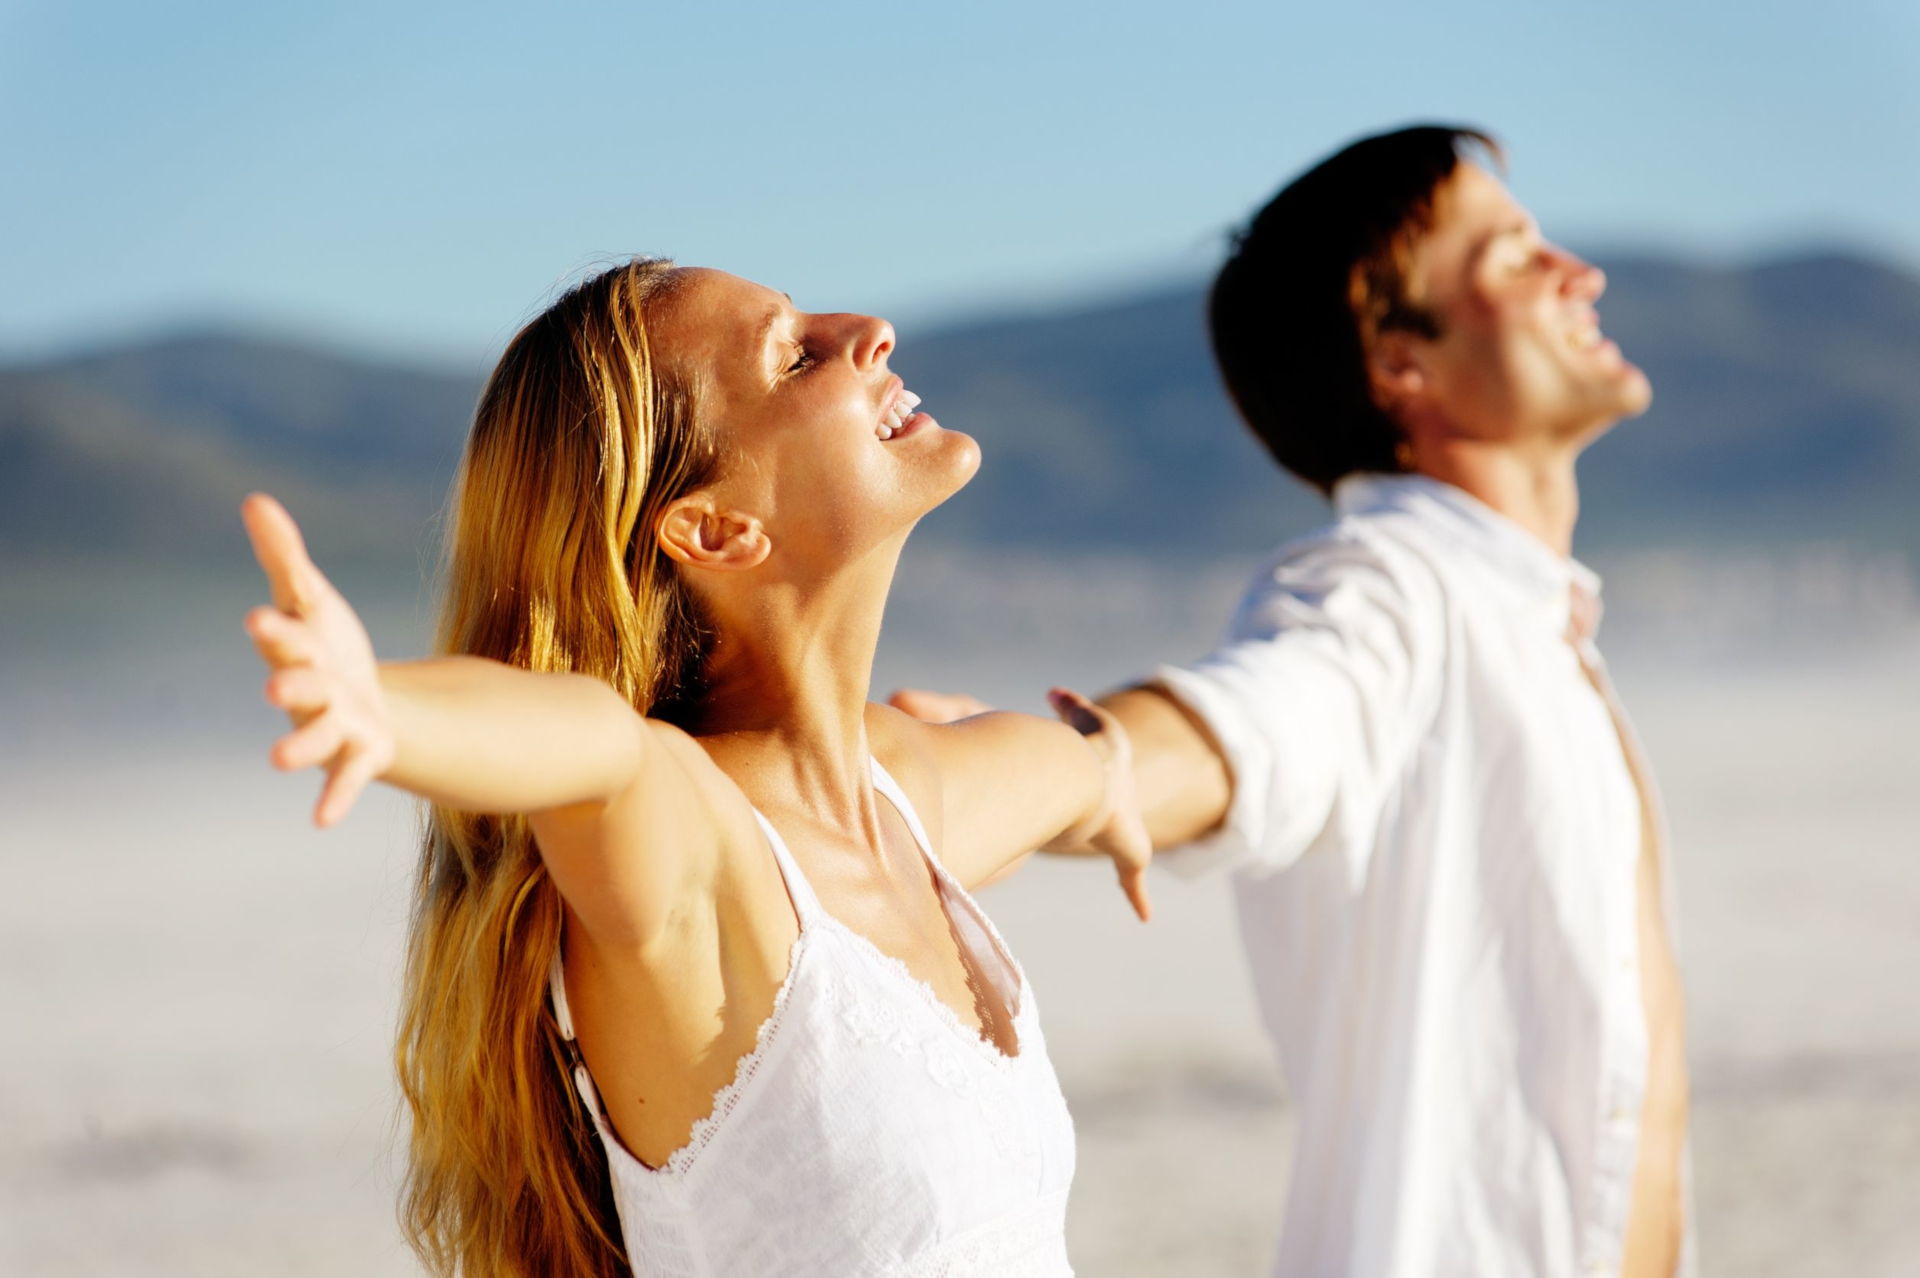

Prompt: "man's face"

[1392,162,1651,449]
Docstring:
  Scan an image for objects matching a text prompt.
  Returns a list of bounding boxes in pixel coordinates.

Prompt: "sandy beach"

[3,568,1916,1276]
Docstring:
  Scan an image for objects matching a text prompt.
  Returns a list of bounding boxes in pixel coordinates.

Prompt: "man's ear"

[656,495,771,571]
[1365,330,1428,414]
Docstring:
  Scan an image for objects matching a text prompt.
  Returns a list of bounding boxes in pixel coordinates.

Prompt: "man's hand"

[1044,687,1152,922]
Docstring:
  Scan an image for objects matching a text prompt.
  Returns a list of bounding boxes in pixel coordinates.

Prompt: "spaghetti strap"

[548,805,816,1044]
[542,761,1075,1275]
[868,758,942,869]
[547,947,618,1142]
[753,808,824,925]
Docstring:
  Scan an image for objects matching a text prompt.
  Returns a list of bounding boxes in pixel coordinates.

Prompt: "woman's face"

[651,268,979,571]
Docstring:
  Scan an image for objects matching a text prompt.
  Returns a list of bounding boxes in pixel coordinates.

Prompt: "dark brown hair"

[1208,124,1502,495]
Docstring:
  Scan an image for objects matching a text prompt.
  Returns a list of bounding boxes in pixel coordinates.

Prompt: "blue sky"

[3,0,1915,363]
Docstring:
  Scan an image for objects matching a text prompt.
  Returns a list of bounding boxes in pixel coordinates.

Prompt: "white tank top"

[548,758,1077,1277]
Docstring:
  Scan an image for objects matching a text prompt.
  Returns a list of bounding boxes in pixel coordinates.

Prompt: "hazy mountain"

[4,250,1917,572]
[896,251,1920,560]
[0,334,475,566]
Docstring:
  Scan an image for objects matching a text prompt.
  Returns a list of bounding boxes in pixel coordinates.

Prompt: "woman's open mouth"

[878,388,928,441]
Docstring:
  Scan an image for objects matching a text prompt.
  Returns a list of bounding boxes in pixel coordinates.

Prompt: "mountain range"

[4,250,1917,575]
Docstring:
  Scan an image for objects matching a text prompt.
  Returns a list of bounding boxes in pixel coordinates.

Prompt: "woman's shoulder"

[632,720,772,872]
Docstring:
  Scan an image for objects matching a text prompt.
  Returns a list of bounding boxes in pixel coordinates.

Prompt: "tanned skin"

[246,268,1150,1172]
[895,161,1688,1275]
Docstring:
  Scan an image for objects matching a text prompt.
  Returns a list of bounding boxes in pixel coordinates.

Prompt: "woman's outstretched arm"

[241,493,731,945]
[883,691,1153,921]
[891,686,1231,852]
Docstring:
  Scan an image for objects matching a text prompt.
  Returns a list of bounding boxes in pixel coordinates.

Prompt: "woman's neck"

[682,547,897,832]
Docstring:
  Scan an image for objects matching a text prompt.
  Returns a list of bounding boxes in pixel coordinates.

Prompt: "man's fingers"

[889,688,994,724]
[1047,687,1106,737]
[1120,863,1153,923]
[242,493,320,616]
[1114,811,1154,922]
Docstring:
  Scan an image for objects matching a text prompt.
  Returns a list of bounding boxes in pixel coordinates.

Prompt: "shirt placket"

[1569,609,1654,1278]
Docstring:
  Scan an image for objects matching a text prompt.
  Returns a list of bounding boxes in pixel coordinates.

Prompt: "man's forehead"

[1406,162,1535,291]
[1436,162,1529,234]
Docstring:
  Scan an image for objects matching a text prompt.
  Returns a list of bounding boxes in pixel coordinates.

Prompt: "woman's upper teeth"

[879,389,923,439]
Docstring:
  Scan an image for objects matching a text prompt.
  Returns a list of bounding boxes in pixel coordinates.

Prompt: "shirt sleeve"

[1148,531,1443,879]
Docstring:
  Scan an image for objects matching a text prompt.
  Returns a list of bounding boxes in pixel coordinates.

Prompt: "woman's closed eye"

[786,345,817,376]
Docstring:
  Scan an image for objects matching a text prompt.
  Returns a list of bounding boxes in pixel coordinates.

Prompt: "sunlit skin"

[243,267,1151,1171]
[893,164,1689,1276]
[1369,161,1653,556]
[1371,176,1687,1276]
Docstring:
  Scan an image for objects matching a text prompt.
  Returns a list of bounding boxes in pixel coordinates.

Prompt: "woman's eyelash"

[787,347,816,374]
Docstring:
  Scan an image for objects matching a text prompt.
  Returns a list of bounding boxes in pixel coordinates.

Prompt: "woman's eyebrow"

[755,294,798,375]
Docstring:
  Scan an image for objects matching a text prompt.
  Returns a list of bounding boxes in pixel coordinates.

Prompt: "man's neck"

[1409,439,1582,558]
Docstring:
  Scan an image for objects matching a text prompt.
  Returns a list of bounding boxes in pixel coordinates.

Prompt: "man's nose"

[1553,245,1606,301]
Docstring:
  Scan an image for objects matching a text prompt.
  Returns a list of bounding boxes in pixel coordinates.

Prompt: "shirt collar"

[1332,472,1603,638]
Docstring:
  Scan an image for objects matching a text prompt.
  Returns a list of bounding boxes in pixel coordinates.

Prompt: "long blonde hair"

[396,259,716,1276]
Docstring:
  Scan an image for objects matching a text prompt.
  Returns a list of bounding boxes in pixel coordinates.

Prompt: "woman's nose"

[846,314,895,368]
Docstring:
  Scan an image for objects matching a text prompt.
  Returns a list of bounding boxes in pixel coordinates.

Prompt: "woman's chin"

[918,427,981,508]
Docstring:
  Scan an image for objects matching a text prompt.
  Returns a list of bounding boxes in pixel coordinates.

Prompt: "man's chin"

[1563,374,1651,449]
[1615,364,1654,418]
[1585,361,1653,424]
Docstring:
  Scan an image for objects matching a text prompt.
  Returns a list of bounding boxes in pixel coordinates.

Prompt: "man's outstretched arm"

[889,684,1231,853]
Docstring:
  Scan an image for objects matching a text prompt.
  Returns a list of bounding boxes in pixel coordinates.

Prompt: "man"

[897,125,1691,1277]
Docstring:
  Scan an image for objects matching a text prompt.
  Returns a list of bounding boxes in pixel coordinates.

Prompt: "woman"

[241,259,1150,1277]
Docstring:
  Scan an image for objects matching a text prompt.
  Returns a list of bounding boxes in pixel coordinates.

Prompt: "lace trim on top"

[863,759,1032,1058]
[552,762,1038,1175]
[819,909,1029,1076]
[651,923,811,1179]
[551,894,813,1182]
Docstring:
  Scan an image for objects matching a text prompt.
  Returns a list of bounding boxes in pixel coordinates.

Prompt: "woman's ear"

[657,494,771,571]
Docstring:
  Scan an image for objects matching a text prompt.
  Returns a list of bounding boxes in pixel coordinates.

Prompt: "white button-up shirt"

[1153,474,1692,1278]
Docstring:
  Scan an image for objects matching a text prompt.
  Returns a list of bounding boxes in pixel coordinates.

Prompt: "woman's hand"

[887,687,995,724]
[241,493,394,827]
[1045,687,1153,922]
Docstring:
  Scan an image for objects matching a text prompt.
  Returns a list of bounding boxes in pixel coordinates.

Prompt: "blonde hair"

[396,259,716,1276]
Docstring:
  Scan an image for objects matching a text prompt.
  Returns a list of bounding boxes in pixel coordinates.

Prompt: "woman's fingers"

[241,493,322,616]
[242,493,389,831]
[314,747,382,828]
[265,666,330,716]
[271,714,345,772]
[888,688,995,724]
[246,606,316,669]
